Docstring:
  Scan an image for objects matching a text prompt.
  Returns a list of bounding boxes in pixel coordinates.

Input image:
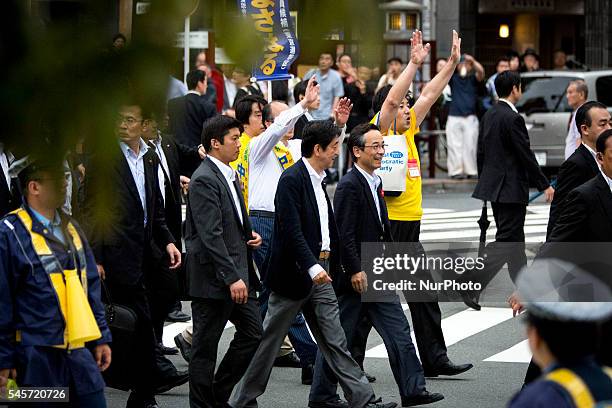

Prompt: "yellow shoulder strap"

[13,208,101,349]
[545,368,595,408]
[604,366,612,379]
[13,209,53,255]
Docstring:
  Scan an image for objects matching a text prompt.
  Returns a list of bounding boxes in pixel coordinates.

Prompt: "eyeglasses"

[117,115,142,125]
[362,143,388,151]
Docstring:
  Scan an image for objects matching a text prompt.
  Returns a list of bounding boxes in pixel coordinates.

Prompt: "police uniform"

[509,265,612,408]
[509,357,612,407]
[0,205,112,405]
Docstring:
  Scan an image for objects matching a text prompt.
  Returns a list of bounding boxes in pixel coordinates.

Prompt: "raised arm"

[413,30,461,127]
[249,77,319,164]
[378,30,430,132]
[465,54,485,82]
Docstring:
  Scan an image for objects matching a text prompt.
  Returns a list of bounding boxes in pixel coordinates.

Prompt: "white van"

[517,70,612,171]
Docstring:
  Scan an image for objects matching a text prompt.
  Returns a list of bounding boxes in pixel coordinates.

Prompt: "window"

[596,76,612,107]
[516,76,579,114]
[389,13,401,31]
[405,13,417,31]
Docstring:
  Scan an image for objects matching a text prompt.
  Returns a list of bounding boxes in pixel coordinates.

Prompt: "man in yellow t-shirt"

[370,105,422,223]
[352,30,475,379]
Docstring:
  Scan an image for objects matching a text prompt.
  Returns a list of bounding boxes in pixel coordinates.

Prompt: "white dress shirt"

[303,158,331,280]
[224,75,238,109]
[151,135,171,205]
[354,164,382,223]
[209,155,243,225]
[498,98,518,113]
[0,144,11,188]
[565,108,582,160]
[119,139,149,224]
[248,103,307,212]
[583,142,599,164]
[602,171,612,195]
[287,139,303,162]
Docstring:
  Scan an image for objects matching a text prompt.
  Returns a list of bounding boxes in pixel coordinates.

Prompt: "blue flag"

[238,0,300,81]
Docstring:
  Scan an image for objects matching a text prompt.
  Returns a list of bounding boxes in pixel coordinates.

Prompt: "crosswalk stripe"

[365,307,514,359]
[484,339,532,363]
[421,213,550,225]
[419,225,547,241]
[420,218,547,232]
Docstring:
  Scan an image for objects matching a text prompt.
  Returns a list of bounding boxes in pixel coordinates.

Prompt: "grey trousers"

[229,282,374,408]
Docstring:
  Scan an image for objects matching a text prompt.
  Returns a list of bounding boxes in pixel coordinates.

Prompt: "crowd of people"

[0,28,611,408]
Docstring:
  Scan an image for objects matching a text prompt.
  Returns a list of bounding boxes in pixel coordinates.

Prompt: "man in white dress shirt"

[564,80,588,160]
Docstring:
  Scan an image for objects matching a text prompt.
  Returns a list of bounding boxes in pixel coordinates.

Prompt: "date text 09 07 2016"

[1,387,69,402]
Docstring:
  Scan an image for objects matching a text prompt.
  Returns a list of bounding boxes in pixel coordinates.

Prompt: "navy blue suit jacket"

[333,167,392,296]
[265,159,342,300]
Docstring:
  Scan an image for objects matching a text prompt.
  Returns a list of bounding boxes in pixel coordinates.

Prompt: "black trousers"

[109,284,158,400]
[350,220,450,372]
[475,202,527,290]
[145,260,180,343]
[315,292,425,399]
[189,295,262,408]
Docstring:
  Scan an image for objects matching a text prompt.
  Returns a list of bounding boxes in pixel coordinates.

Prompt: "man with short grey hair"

[564,79,588,159]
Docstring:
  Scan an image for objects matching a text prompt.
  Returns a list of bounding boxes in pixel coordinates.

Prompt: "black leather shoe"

[365,397,398,408]
[154,370,189,394]
[461,291,481,311]
[363,371,376,383]
[401,391,444,406]
[167,310,191,322]
[302,364,314,385]
[424,362,473,377]
[308,399,349,408]
[174,333,192,362]
[144,400,160,408]
[126,393,159,408]
[158,343,178,355]
[274,351,301,368]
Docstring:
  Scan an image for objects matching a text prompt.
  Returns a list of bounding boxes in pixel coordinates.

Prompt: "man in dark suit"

[310,123,443,407]
[141,112,203,351]
[546,101,611,238]
[519,129,612,385]
[469,70,554,306]
[185,115,263,408]
[230,120,396,408]
[167,69,217,150]
[82,104,184,408]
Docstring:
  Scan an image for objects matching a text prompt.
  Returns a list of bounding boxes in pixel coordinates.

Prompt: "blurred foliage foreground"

[0,0,381,221]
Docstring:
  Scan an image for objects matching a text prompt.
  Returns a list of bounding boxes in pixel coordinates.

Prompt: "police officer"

[0,155,112,407]
[508,262,612,407]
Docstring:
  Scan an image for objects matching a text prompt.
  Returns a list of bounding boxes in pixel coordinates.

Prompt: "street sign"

[135,2,150,15]
[175,31,209,48]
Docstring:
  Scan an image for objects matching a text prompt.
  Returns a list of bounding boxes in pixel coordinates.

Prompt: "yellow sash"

[545,367,612,408]
[231,132,252,209]
[232,133,295,210]
[272,142,295,171]
[14,209,101,349]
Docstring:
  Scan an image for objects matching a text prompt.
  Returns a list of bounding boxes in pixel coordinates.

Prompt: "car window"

[596,76,612,107]
[516,76,579,114]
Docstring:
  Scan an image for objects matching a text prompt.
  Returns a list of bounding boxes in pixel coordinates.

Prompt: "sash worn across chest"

[13,208,101,349]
